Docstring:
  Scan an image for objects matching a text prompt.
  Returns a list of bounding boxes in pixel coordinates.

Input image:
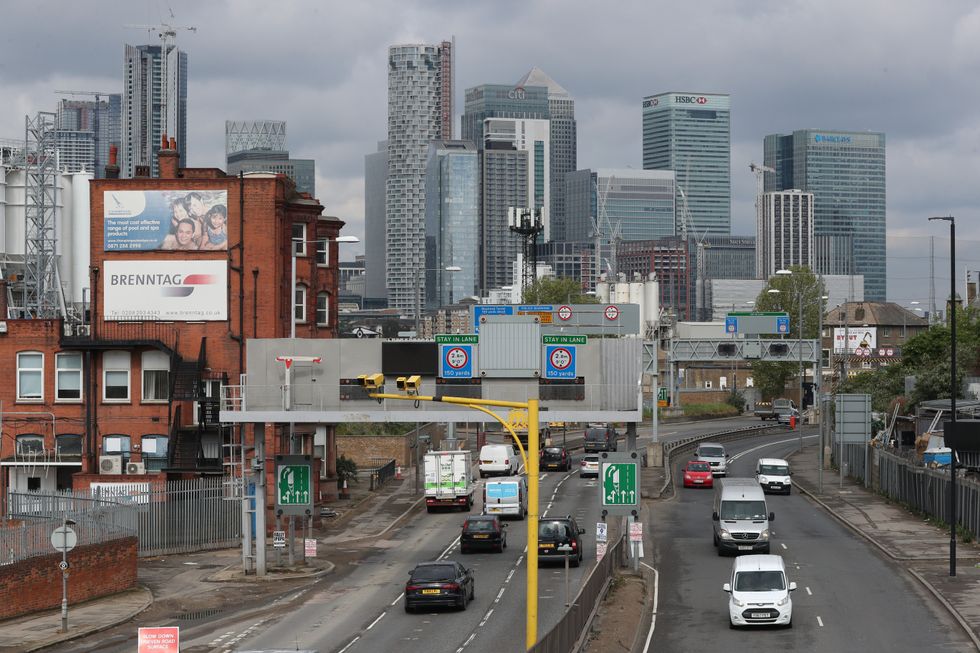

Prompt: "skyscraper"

[122,43,188,177]
[225,121,315,195]
[364,140,388,305]
[481,124,529,291]
[56,95,121,178]
[386,41,453,314]
[764,129,886,300]
[642,92,731,236]
[425,140,479,308]
[757,190,814,278]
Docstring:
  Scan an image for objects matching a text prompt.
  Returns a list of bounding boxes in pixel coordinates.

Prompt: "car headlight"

[759,476,768,484]
[719,529,732,540]
[759,529,770,540]
[732,597,745,607]
[777,595,790,606]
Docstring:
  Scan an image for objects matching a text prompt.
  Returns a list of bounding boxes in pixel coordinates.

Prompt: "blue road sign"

[544,345,576,379]
[473,305,514,333]
[725,317,737,333]
[440,344,473,378]
[777,316,790,334]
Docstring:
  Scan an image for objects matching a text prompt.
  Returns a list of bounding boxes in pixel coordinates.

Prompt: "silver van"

[712,478,774,556]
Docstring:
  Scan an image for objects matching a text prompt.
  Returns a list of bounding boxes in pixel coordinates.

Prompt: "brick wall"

[679,390,732,405]
[338,435,411,468]
[0,536,137,620]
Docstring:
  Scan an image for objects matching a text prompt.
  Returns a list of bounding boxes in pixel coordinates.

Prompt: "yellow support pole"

[463,403,529,474]
[526,398,539,651]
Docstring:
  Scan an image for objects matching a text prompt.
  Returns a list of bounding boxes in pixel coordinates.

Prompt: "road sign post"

[599,452,641,517]
[52,517,77,632]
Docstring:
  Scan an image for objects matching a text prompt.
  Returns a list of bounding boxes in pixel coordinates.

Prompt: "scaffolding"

[23,112,65,319]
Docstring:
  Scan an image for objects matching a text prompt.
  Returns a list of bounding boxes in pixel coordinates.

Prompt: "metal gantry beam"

[24,112,63,319]
[669,338,820,362]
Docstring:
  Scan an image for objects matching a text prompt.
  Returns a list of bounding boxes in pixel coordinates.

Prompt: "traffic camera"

[357,373,385,390]
[396,375,422,394]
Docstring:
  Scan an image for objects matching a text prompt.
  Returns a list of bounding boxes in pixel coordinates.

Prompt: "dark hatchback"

[460,515,508,553]
[540,446,572,472]
[405,561,475,612]
[538,516,585,567]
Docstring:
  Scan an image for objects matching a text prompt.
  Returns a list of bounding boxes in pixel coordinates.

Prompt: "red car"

[682,460,714,488]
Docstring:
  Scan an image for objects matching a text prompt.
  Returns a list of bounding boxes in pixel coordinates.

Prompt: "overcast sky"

[2,0,979,306]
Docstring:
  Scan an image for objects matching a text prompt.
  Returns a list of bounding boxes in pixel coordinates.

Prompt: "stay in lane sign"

[440,343,473,378]
[544,344,576,379]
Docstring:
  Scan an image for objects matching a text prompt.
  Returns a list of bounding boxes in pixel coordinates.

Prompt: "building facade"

[122,44,188,178]
[617,238,692,320]
[764,130,886,300]
[386,41,453,315]
[425,140,480,309]
[756,190,814,278]
[702,235,756,281]
[56,96,122,178]
[364,140,388,305]
[480,127,529,291]
[226,150,315,196]
[642,92,731,236]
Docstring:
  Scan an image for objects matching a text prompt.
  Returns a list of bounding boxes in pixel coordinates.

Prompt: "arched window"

[16,434,45,456]
[141,434,169,472]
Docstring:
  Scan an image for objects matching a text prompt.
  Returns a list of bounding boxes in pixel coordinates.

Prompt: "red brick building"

[0,140,346,504]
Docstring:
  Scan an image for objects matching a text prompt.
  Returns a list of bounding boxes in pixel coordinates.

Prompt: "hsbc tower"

[642,92,731,237]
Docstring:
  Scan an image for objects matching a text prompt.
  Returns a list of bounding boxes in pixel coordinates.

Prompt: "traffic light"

[357,373,385,390]
[396,375,422,394]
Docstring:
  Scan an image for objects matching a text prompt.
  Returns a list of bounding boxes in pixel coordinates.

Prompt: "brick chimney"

[105,144,120,179]
[157,132,180,179]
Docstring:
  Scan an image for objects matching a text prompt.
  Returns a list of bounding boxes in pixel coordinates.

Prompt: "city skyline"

[2,1,979,305]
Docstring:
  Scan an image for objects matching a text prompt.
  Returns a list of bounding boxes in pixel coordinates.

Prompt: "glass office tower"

[642,92,731,236]
[763,129,886,300]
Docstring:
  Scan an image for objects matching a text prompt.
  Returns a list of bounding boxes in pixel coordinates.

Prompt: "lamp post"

[929,215,957,577]
[414,265,462,336]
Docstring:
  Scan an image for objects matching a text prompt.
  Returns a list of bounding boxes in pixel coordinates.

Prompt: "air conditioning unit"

[99,455,123,475]
[126,462,146,475]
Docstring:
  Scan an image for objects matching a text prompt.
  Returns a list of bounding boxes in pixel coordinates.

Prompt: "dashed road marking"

[367,612,385,630]
[780,543,787,550]
[391,592,404,606]
[496,588,505,602]
[805,586,812,596]
[817,616,824,627]
[338,636,360,653]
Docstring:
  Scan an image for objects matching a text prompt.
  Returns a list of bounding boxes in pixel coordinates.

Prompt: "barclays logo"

[814,134,851,144]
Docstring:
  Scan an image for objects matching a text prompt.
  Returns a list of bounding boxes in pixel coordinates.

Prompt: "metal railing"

[367,458,397,491]
[1,512,135,565]
[530,535,626,653]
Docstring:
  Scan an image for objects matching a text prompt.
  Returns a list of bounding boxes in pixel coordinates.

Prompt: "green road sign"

[602,462,638,506]
[435,334,479,344]
[275,455,313,516]
[658,387,668,401]
[542,334,587,345]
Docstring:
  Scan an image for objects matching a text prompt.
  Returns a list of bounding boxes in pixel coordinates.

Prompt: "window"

[142,351,170,402]
[141,435,169,472]
[295,284,308,323]
[56,434,82,458]
[103,351,130,402]
[316,293,329,325]
[16,434,44,456]
[17,352,43,401]
[56,352,83,401]
[316,238,328,266]
[292,222,307,256]
[704,380,712,389]
[103,434,131,464]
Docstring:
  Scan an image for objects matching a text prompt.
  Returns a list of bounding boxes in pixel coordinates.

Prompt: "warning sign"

[138,627,179,653]
[440,344,474,378]
[544,345,576,379]
[604,305,620,321]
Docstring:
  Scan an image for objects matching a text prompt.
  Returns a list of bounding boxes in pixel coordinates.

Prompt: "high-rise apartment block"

[122,44,188,178]
[386,41,453,314]
[480,122,529,291]
[764,129,886,300]
[55,96,121,178]
[642,92,731,236]
[756,190,814,278]
[364,140,388,305]
[425,140,479,308]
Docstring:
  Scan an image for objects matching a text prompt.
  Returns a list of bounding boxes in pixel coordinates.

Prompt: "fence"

[530,536,626,653]
[366,458,397,491]
[0,512,135,565]
[834,442,869,485]
[7,477,241,558]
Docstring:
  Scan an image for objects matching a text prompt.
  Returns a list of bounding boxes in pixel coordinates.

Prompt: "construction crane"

[54,90,116,100]
[125,17,196,139]
[677,184,710,320]
[750,162,776,278]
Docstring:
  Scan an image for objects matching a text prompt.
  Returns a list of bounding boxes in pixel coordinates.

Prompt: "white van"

[756,458,792,494]
[482,476,528,520]
[712,478,774,556]
[479,444,518,478]
[723,554,796,628]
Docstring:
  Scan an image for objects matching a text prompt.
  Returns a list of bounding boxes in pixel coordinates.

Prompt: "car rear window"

[539,521,573,539]
[688,461,711,471]
[542,448,564,459]
[465,519,496,532]
[583,455,599,462]
[411,565,456,582]
[734,570,786,592]
[699,446,725,457]
[586,429,607,440]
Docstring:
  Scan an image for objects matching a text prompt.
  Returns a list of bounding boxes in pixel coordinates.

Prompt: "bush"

[682,402,740,419]
[336,422,416,436]
[724,389,746,412]
[336,455,358,489]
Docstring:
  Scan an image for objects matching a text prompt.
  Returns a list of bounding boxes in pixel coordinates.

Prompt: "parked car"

[579,454,599,478]
[723,554,796,628]
[584,425,619,453]
[756,458,792,494]
[404,561,475,612]
[460,515,507,553]
[478,444,518,478]
[540,446,572,472]
[538,516,585,566]
[695,442,728,476]
[682,460,714,488]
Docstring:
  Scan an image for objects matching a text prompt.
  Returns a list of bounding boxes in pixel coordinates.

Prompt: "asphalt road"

[648,431,976,652]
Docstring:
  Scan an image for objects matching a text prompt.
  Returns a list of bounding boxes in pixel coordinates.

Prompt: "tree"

[522,277,597,304]
[751,267,826,399]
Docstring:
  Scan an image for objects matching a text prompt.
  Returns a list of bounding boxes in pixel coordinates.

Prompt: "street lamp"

[413,265,463,335]
[291,234,359,338]
[928,215,957,577]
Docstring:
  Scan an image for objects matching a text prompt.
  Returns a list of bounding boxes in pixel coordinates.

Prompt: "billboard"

[833,327,877,352]
[104,260,228,321]
[104,190,228,251]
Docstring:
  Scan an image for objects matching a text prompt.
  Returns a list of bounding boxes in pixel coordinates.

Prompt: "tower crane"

[124,18,196,139]
[750,162,776,277]
[677,184,710,319]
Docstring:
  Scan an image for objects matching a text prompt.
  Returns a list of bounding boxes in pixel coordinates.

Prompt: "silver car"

[695,442,728,476]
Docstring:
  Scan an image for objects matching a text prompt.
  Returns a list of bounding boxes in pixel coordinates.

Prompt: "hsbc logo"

[674,95,708,104]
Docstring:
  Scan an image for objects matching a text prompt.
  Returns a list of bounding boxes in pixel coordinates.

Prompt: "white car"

[723,554,796,628]
[579,455,599,478]
[756,458,792,494]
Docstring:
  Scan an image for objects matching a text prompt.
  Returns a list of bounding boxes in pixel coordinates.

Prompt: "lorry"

[423,450,475,512]
[754,398,798,422]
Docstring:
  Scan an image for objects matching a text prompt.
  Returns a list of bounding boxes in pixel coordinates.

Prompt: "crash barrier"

[530,535,626,653]
[367,458,397,491]
[7,477,241,558]
[876,448,980,543]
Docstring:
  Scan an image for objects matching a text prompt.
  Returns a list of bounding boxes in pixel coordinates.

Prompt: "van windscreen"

[720,500,768,520]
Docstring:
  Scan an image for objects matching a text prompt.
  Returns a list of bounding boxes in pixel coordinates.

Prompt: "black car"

[460,515,507,553]
[405,561,475,612]
[584,425,619,453]
[540,446,572,472]
[538,516,585,567]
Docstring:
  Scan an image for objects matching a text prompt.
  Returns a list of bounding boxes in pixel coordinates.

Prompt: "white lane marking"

[506,569,515,583]
[806,587,812,596]
[547,503,553,510]
[367,612,385,630]
[728,434,820,462]
[479,608,494,626]
[539,473,546,480]
[817,616,824,627]
[391,592,404,606]
[438,535,462,560]
[338,636,360,653]
[464,633,476,646]
[780,543,787,550]
[641,562,660,653]
[495,587,506,602]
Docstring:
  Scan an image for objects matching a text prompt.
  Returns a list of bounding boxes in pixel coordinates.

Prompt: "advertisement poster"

[104,190,228,251]
[833,327,877,352]
[104,260,228,321]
